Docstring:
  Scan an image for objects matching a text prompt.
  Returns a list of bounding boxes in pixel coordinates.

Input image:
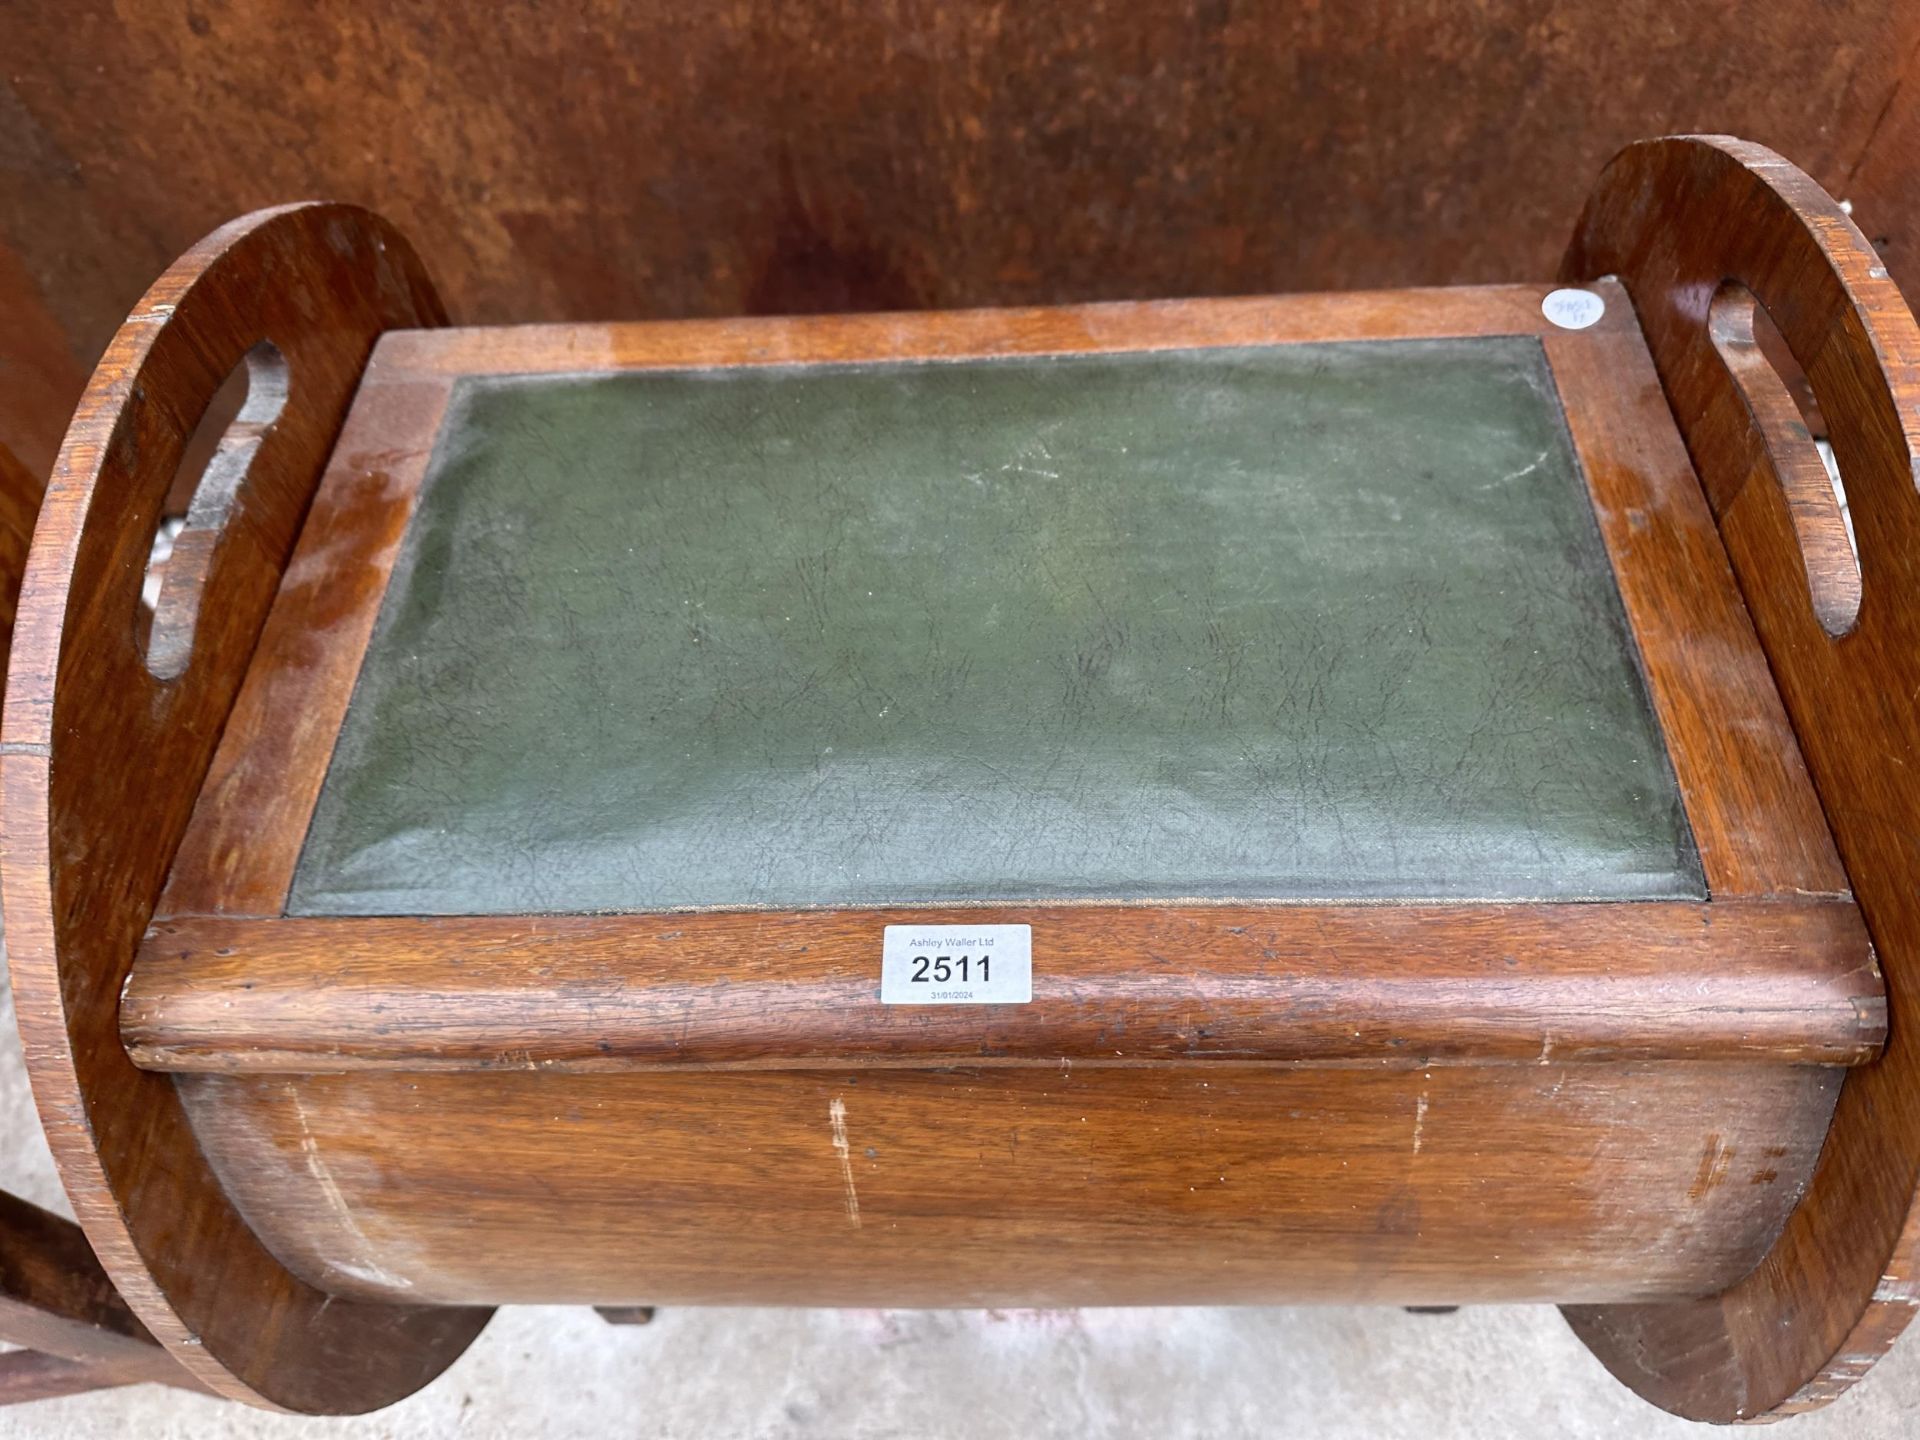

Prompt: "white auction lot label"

[1541,287,1606,330]
[880,923,1032,1004]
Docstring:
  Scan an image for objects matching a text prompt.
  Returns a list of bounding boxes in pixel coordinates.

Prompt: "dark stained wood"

[1706,288,1863,636]
[0,242,86,482]
[0,413,164,1417]
[123,251,1879,1410]
[143,342,292,681]
[1560,135,1920,1421]
[594,1307,655,1326]
[1844,66,1920,317]
[163,282,1845,919]
[0,1351,138,1405]
[0,203,488,1412]
[172,1061,1842,1309]
[0,444,41,681]
[376,285,1616,377]
[3,5,1918,476]
[16,134,1913,1417]
[125,902,1884,1075]
[0,1191,198,1393]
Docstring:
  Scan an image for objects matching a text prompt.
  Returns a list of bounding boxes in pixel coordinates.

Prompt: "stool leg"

[594,1306,657,1326]
[0,1351,143,1404]
[0,1190,205,1402]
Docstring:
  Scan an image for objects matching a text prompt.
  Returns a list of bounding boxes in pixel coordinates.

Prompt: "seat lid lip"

[124,897,1883,1076]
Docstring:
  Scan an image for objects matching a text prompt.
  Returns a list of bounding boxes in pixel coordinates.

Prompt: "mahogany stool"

[4,135,1919,1422]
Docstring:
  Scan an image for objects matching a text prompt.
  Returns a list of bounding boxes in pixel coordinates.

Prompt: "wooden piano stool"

[4,135,1919,1422]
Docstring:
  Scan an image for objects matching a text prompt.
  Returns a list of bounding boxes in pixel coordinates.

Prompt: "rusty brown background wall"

[2,2,1918,479]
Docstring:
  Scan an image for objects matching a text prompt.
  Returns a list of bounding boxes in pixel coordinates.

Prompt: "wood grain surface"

[0,445,40,683]
[1541,322,1847,899]
[1560,135,1920,1422]
[2,4,1917,479]
[125,902,1883,1074]
[0,203,488,1411]
[0,1191,198,1392]
[128,260,1877,1406]
[0,1350,143,1405]
[14,134,1906,1415]
[177,1062,1843,1310]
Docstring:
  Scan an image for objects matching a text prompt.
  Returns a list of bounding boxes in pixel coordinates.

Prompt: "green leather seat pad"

[288,336,1704,915]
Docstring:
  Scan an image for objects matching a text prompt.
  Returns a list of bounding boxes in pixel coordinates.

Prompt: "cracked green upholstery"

[289,337,1702,915]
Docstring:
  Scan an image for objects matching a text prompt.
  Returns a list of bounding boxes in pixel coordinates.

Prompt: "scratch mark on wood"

[1687,1133,1733,1202]
[286,1082,413,1290]
[829,1095,862,1229]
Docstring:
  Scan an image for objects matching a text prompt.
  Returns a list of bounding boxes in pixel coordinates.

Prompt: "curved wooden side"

[0,204,489,1412]
[1560,136,1920,1421]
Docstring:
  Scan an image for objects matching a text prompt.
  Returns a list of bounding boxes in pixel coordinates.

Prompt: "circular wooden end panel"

[0,202,488,1411]
[1560,135,1920,1419]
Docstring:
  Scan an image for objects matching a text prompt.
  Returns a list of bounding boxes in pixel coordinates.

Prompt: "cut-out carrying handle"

[1558,136,1920,1421]
[141,339,291,680]
[1705,281,1863,635]
[0,205,481,1413]
[13,206,440,718]
[1565,137,1920,645]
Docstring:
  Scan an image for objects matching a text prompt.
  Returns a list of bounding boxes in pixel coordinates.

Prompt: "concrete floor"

[3,987,1917,1437]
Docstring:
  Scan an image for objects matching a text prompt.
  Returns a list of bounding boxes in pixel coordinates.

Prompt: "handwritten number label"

[881,924,1032,1004]
[1541,287,1606,330]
